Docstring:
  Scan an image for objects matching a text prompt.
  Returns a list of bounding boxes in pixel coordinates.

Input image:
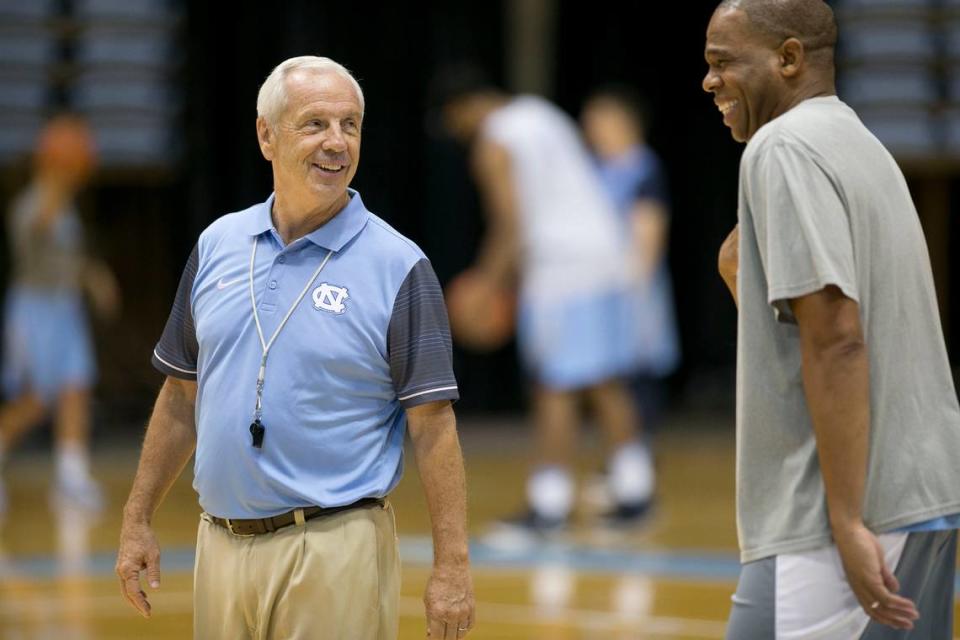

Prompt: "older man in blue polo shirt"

[115,56,475,640]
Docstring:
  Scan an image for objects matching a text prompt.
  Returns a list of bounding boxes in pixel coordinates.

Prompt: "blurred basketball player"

[0,115,118,514]
[581,86,680,428]
[435,69,655,536]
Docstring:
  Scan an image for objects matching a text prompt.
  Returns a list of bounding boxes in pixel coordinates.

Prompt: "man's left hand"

[718,224,739,303]
[424,564,475,639]
[834,523,919,630]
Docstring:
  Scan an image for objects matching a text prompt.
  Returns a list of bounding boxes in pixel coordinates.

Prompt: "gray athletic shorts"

[726,529,956,639]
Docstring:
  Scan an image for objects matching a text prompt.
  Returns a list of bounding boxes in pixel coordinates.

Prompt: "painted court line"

[0,589,724,638]
[1,536,958,597]
[0,587,727,639]
[1,591,954,640]
[397,597,728,638]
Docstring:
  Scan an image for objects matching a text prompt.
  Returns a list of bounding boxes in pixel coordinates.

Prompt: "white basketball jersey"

[481,96,629,302]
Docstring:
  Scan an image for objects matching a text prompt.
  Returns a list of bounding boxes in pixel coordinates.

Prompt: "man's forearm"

[631,201,669,283]
[475,226,519,288]
[801,339,870,531]
[409,405,470,567]
[123,378,198,524]
[472,140,520,288]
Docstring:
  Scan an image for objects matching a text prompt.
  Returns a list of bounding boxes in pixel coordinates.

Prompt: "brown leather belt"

[207,497,383,536]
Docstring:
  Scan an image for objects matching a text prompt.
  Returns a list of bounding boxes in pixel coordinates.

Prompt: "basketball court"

[0,414,955,639]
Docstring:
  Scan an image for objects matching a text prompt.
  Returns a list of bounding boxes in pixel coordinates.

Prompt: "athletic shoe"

[50,474,104,512]
[482,508,567,551]
[600,499,654,529]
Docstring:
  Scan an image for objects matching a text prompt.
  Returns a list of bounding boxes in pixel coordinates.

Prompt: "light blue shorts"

[517,288,640,391]
[2,288,96,403]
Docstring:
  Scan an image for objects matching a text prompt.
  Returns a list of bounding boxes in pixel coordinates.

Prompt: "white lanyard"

[248,235,333,447]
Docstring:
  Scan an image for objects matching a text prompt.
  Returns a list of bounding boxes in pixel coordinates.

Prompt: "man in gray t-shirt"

[704,0,960,637]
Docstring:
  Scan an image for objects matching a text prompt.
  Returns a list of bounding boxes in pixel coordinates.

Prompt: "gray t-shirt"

[736,96,960,563]
[7,184,86,293]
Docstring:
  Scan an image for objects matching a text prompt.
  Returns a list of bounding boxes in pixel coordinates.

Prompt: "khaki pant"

[194,501,400,640]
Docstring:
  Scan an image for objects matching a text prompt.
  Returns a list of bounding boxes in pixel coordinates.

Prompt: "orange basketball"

[35,116,97,184]
[445,270,516,351]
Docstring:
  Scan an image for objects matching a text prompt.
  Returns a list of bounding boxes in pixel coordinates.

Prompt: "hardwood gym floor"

[0,415,954,639]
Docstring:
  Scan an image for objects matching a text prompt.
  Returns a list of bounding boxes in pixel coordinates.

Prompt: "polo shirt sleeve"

[634,154,669,208]
[152,244,200,379]
[750,141,858,324]
[388,258,459,408]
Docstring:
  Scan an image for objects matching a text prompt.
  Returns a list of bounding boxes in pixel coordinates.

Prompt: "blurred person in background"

[436,69,655,539]
[706,0,960,636]
[580,89,680,512]
[579,87,680,516]
[0,114,118,515]
[581,87,679,417]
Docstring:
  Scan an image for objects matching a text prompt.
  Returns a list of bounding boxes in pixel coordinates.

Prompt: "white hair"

[256,56,365,125]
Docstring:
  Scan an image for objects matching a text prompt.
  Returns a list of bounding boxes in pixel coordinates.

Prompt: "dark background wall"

[175,0,744,415]
[2,0,955,425]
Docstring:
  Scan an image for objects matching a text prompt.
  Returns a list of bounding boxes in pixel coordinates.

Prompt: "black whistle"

[250,420,265,448]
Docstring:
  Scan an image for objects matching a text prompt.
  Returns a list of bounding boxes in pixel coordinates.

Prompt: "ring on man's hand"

[869,601,880,610]
[459,628,468,631]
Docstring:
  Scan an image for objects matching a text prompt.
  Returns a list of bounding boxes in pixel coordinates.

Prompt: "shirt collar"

[243,189,370,252]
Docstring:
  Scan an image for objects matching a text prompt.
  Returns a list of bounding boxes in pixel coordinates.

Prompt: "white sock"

[609,441,654,505]
[527,466,574,520]
[55,441,89,484]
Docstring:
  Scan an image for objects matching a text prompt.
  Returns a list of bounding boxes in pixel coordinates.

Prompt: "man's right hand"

[718,224,739,303]
[116,518,162,618]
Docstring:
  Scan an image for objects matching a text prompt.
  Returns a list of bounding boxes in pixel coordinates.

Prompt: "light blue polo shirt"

[152,190,458,518]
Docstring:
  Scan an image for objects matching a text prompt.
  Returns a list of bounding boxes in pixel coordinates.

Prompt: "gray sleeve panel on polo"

[388,258,459,408]
[725,557,775,640]
[750,142,859,324]
[152,244,200,380]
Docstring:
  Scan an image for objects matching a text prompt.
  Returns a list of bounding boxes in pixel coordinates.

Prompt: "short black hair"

[426,63,498,110]
[718,0,837,55]
[585,84,651,136]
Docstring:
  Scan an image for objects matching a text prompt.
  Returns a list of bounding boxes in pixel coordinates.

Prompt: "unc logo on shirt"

[312,283,349,314]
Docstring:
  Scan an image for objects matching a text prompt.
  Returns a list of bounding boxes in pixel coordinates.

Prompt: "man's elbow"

[406,401,456,440]
[792,287,866,362]
[804,329,866,364]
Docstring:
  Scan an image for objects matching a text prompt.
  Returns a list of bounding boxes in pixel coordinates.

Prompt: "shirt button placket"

[269,253,285,290]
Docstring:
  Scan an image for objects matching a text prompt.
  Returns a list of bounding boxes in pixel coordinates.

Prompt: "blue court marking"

[3,538,959,597]
[0,548,196,581]
[404,537,742,582]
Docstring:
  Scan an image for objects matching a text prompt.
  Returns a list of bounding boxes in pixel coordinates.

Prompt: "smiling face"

[257,69,362,213]
[702,7,785,143]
